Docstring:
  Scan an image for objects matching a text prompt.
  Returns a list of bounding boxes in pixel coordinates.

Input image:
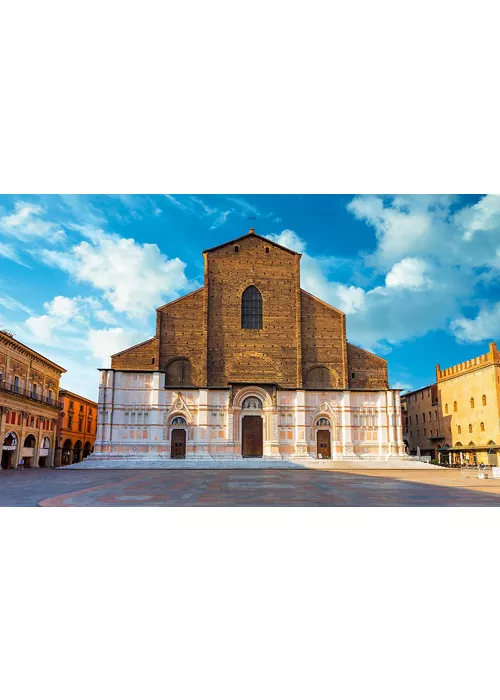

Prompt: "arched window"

[480,422,485,432]
[470,397,474,409]
[468,424,472,433]
[165,358,191,387]
[445,403,448,413]
[482,395,487,406]
[306,366,335,389]
[458,425,461,434]
[241,286,262,329]
[453,401,457,412]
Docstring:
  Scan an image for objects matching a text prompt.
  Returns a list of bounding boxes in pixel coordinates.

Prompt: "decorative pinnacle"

[249,227,255,234]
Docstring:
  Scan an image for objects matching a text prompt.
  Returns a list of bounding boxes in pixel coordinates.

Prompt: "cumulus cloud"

[87,328,147,367]
[450,302,500,344]
[385,257,433,289]
[267,226,473,350]
[268,230,366,314]
[42,228,193,317]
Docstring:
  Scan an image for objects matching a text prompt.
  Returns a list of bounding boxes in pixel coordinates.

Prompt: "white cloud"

[87,327,147,366]
[268,230,366,313]
[44,295,81,322]
[267,226,473,350]
[210,211,231,229]
[0,241,30,267]
[0,201,66,243]
[42,228,193,317]
[450,302,500,344]
[385,257,432,289]
[454,193,500,241]
[0,295,32,314]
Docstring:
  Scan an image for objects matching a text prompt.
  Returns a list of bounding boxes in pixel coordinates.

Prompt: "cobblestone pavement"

[2,467,500,506]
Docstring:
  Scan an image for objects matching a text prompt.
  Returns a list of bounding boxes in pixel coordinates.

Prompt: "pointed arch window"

[470,397,475,409]
[482,395,487,406]
[241,286,262,329]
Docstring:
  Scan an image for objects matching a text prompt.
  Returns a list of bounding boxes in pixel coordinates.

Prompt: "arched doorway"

[170,416,187,458]
[242,396,264,457]
[74,440,83,463]
[22,434,36,467]
[83,441,92,459]
[315,417,332,459]
[62,439,72,465]
[38,436,51,467]
[2,432,18,469]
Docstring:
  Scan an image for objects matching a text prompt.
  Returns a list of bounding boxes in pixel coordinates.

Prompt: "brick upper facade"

[110,230,389,390]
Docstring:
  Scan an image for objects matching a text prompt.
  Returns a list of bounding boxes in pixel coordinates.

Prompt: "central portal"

[171,429,186,459]
[242,415,263,457]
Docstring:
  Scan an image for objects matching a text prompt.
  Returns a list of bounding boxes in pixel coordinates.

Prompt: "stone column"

[0,405,9,468]
[341,392,354,459]
[232,407,242,457]
[394,391,405,455]
[196,389,210,459]
[293,390,309,458]
[377,392,385,458]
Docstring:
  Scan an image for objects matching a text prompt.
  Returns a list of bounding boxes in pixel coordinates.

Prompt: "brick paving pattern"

[2,467,500,506]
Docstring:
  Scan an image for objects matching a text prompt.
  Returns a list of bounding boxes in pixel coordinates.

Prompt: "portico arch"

[22,434,37,467]
[2,431,19,469]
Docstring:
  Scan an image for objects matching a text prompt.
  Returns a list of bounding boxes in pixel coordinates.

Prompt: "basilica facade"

[93,230,405,461]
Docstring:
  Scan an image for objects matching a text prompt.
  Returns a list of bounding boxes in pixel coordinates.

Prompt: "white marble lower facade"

[93,371,406,461]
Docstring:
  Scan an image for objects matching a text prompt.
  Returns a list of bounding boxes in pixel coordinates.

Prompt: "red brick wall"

[205,235,302,387]
[111,338,158,370]
[347,342,388,389]
[157,288,207,385]
[300,290,347,388]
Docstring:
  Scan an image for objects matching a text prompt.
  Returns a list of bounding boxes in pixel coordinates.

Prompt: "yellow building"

[1,330,65,468]
[57,389,98,465]
[436,342,500,465]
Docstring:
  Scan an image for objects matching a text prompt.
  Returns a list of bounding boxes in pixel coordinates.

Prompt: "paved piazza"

[1,466,500,506]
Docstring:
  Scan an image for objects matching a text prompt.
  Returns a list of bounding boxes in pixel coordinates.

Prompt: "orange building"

[57,389,98,465]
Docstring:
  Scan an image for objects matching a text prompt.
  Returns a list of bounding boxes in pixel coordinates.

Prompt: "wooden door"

[171,428,186,459]
[242,416,263,457]
[317,430,331,459]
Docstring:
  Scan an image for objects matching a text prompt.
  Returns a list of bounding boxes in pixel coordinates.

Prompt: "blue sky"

[1,193,499,401]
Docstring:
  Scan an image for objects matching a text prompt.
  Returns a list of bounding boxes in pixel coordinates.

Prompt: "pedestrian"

[18,457,24,470]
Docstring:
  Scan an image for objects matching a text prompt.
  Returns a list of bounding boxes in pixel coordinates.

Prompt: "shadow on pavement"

[27,468,500,507]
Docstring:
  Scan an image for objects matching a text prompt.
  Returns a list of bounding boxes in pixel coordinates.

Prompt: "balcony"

[0,380,63,409]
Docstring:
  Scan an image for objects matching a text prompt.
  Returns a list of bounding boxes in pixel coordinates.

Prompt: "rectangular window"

[48,390,53,401]
[33,383,37,397]
[14,376,19,392]
[68,416,73,429]
[78,418,83,432]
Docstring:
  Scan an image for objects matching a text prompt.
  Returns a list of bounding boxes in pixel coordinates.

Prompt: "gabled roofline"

[346,341,387,364]
[300,289,346,317]
[111,337,156,358]
[155,287,204,312]
[202,230,301,257]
